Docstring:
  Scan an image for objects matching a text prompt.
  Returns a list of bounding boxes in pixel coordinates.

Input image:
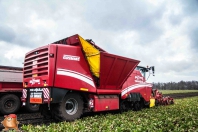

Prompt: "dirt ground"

[164,92,198,99]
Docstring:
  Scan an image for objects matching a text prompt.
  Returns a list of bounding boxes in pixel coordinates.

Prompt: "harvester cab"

[135,66,174,107]
[136,66,155,81]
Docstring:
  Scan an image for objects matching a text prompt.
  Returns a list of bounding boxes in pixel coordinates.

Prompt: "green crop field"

[159,90,198,94]
[21,97,198,132]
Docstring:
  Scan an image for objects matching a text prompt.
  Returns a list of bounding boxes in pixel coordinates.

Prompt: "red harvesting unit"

[21,34,173,121]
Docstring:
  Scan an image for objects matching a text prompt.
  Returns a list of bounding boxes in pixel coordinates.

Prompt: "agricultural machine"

[0,65,39,115]
[21,34,174,121]
[153,89,174,105]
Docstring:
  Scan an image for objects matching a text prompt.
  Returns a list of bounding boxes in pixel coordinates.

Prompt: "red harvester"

[21,34,174,121]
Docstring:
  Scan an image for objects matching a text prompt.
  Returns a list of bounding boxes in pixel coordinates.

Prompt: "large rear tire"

[0,94,21,114]
[54,93,83,121]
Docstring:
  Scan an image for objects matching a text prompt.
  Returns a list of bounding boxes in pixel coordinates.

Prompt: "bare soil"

[164,92,198,99]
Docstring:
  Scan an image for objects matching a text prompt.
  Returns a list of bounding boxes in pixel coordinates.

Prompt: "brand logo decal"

[30,88,43,92]
[63,55,80,61]
[29,78,40,85]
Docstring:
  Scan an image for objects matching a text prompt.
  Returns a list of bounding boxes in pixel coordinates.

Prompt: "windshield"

[135,66,147,78]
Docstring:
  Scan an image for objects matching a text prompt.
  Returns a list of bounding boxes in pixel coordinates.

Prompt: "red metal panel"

[121,70,152,101]
[54,45,96,93]
[0,82,23,92]
[0,82,2,90]
[0,66,23,92]
[2,82,22,88]
[96,89,121,94]
[93,95,119,112]
[23,45,56,88]
[99,52,140,90]
[66,34,80,45]
[52,34,80,45]
[130,87,152,102]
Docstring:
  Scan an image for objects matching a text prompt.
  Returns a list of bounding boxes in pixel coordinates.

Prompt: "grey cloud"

[83,0,165,43]
[166,1,198,57]
[189,28,198,52]
[0,26,16,42]
[168,1,198,26]
[0,0,85,48]
[180,0,198,15]
[168,14,183,26]
[150,59,193,78]
[138,23,162,43]
[168,1,198,54]
[0,58,23,67]
[0,25,49,48]
[0,1,50,47]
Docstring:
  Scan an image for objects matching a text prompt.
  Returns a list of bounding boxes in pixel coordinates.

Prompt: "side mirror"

[151,66,155,76]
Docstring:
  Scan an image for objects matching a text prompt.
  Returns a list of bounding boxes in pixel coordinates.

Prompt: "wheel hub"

[65,98,78,115]
[4,100,14,109]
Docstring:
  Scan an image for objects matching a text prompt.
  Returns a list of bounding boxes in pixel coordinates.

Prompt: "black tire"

[133,101,142,111]
[53,93,83,121]
[143,101,150,108]
[119,100,130,113]
[0,94,21,114]
[40,104,52,120]
[25,101,40,112]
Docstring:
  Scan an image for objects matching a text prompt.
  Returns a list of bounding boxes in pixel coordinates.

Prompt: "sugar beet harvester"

[21,34,173,121]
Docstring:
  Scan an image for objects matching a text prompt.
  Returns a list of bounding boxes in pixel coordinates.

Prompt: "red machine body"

[23,45,140,93]
[21,34,168,121]
[0,65,39,114]
[121,69,153,101]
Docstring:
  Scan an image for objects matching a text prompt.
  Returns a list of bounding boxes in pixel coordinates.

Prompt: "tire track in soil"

[0,92,197,131]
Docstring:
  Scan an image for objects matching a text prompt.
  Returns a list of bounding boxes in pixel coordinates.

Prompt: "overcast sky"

[0,0,198,83]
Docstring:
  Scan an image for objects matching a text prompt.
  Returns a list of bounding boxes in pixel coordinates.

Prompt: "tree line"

[152,81,198,90]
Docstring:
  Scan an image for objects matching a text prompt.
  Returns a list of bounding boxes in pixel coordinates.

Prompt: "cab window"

[135,67,146,78]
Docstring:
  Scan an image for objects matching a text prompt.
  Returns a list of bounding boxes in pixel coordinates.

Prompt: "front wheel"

[0,94,21,114]
[54,93,83,121]
[120,100,130,113]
